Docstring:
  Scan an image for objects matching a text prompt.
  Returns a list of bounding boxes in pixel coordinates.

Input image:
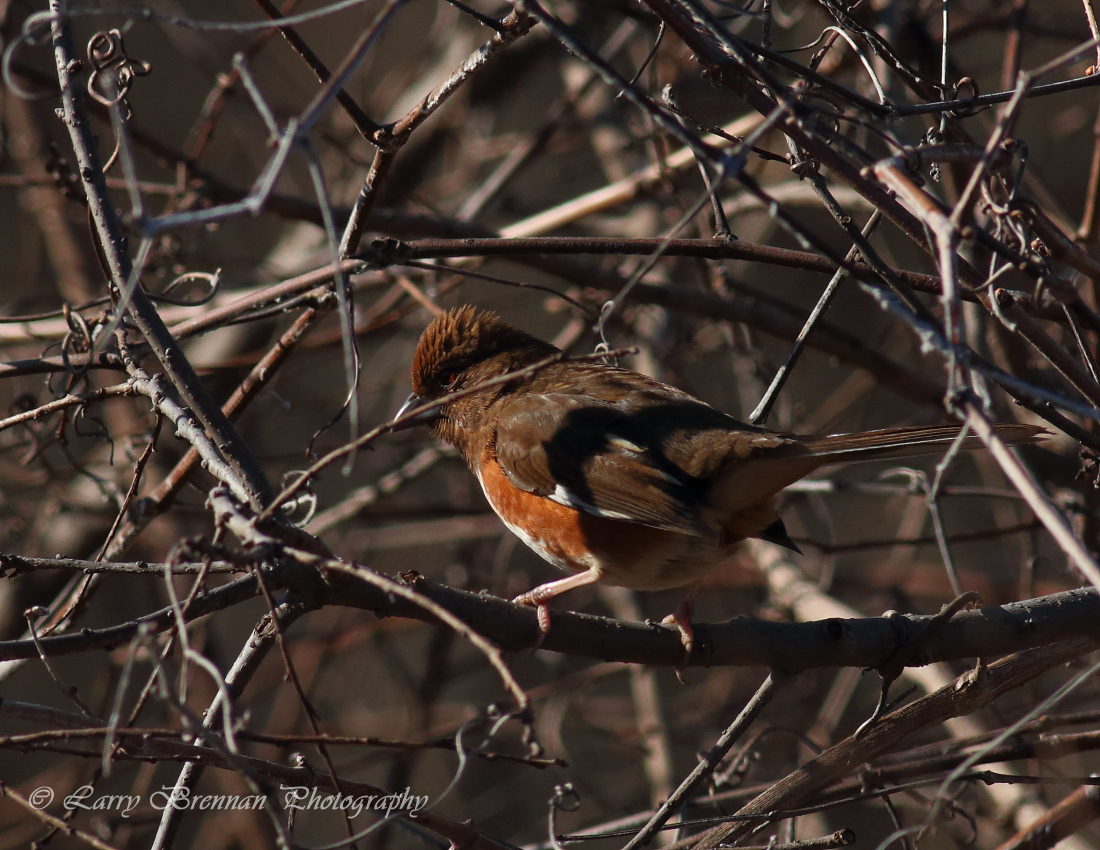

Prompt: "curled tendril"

[279,486,318,527]
[58,304,95,379]
[86,29,150,109]
[1,12,58,100]
[547,782,581,850]
[63,302,91,343]
[150,269,221,306]
[939,796,979,845]
[947,76,981,118]
[74,402,111,447]
[550,782,580,813]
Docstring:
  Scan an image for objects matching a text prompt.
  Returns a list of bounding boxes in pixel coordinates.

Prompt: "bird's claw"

[661,606,695,680]
[513,591,551,650]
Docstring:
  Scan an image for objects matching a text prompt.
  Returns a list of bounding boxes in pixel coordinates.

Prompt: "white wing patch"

[607,436,681,485]
[607,435,644,454]
[548,483,635,521]
[541,432,687,521]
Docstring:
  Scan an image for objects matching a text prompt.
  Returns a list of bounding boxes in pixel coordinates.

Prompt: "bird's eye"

[442,371,459,389]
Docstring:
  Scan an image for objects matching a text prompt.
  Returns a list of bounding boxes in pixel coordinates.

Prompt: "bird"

[396,306,1044,652]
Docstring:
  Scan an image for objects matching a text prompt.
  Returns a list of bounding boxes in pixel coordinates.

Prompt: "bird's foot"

[513,590,552,649]
[660,611,694,657]
[512,570,603,650]
[661,596,696,680]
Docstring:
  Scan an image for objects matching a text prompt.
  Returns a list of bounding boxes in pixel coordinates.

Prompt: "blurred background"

[1,0,1100,847]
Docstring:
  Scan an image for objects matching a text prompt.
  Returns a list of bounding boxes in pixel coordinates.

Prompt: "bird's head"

[396,306,558,452]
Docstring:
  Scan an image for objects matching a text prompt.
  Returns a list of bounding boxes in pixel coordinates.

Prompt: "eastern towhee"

[398,306,1044,651]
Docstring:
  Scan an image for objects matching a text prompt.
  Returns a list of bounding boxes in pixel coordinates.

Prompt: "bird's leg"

[661,587,697,666]
[513,569,603,643]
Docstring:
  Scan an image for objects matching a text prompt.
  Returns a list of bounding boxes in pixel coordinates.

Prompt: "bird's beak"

[392,392,440,431]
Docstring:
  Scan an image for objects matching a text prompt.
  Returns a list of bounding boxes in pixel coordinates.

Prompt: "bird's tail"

[798,423,1047,463]
[711,423,1047,541]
